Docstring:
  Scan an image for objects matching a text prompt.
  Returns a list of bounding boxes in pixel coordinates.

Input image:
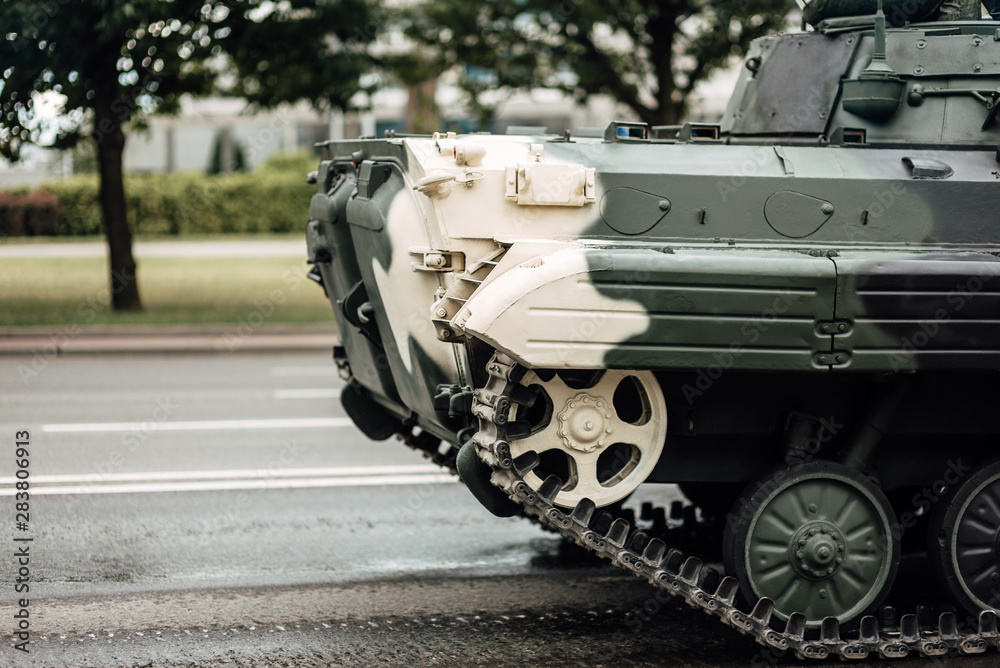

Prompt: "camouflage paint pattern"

[308,17,1000,489]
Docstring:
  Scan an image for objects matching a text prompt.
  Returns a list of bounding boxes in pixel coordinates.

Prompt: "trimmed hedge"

[0,153,317,237]
[0,190,61,236]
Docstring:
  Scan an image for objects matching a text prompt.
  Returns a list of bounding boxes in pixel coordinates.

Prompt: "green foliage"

[3,166,314,238]
[0,0,376,159]
[257,151,318,175]
[1,0,376,310]
[207,130,247,175]
[223,0,375,111]
[0,190,60,236]
[402,0,797,126]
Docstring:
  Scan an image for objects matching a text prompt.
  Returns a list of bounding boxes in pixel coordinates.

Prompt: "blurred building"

[1,70,737,188]
[124,97,326,174]
[0,144,71,189]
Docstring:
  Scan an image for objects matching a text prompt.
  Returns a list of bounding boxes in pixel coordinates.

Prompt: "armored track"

[396,426,460,475]
[469,352,1000,662]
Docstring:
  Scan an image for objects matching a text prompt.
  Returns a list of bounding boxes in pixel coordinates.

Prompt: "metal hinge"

[814,351,851,367]
[817,320,853,335]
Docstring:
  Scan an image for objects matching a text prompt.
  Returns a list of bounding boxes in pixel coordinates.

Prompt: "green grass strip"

[0,255,334,327]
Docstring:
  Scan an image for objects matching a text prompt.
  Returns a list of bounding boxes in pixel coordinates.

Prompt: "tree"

[207,128,246,175]
[1,0,372,311]
[403,0,796,128]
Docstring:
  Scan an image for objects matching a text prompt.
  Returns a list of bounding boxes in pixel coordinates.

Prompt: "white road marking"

[42,417,355,433]
[273,389,341,399]
[0,465,442,485]
[0,465,455,496]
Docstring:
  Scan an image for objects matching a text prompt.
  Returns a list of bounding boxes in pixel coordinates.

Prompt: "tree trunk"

[648,12,680,127]
[405,78,440,134]
[93,97,142,312]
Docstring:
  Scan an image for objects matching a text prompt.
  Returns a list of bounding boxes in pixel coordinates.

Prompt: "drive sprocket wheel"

[929,458,1000,618]
[508,369,667,509]
[723,461,900,631]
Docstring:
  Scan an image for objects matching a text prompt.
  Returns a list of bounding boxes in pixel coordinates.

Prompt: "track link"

[397,427,460,474]
[471,352,1000,661]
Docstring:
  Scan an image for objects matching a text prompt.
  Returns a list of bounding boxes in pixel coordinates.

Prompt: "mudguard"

[456,246,839,372]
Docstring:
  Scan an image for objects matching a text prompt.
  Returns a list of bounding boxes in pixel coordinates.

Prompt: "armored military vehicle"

[306,0,1000,659]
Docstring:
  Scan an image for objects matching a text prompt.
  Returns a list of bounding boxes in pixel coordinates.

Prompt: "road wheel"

[507,369,666,509]
[928,459,1000,617]
[723,461,899,630]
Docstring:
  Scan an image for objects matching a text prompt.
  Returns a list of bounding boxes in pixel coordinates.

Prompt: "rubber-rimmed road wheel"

[723,461,899,630]
[928,458,1000,618]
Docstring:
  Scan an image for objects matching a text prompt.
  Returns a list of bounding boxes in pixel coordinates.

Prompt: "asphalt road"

[1,350,997,667]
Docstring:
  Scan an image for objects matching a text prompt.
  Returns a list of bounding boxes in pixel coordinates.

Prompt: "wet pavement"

[2,350,998,667]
